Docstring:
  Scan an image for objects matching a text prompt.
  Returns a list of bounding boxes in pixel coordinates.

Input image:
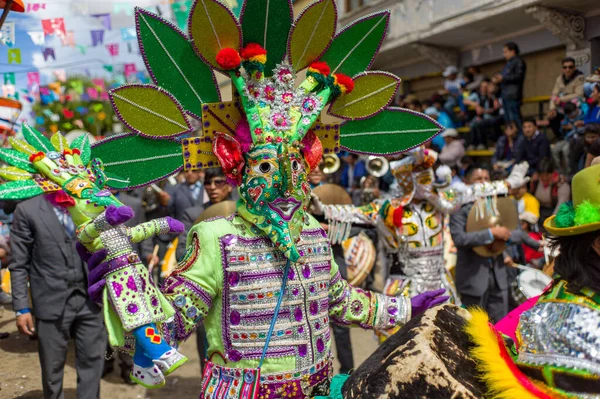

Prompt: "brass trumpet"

[366,156,389,177]
[321,154,341,174]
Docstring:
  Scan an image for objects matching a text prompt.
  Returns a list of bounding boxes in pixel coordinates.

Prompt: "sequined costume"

[160,214,410,397]
[323,151,509,303]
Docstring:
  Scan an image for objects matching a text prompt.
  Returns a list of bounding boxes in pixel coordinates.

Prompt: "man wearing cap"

[438,128,465,168]
[509,174,540,219]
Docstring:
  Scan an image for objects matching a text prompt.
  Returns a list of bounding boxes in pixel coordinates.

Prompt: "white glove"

[309,192,324,215]
[506,162,529,189]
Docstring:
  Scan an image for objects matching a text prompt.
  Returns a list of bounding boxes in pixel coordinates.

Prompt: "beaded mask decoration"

[0,0,441,262]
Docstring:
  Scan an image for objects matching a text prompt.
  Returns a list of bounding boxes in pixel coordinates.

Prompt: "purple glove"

[410,289,449,317]
[105,204,134,226]
[166,217,184,233]
[77,243,108,303]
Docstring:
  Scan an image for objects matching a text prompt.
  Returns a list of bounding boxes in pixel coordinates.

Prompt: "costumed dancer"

[0,2,450,397]
[318,147,529,305]
[466,163,600,399]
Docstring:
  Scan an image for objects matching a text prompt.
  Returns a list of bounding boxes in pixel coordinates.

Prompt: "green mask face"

[237,142,311,262]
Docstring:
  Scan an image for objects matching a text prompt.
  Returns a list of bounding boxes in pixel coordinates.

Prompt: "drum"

[342,232,376,286]
[511,267,552,305]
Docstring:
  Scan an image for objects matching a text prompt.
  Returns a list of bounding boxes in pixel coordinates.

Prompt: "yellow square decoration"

[34,177,60,193]
[182,100,243,171]
[312,122,340,154]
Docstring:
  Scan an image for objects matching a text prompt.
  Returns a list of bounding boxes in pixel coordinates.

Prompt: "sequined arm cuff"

[323,204,377,244]
[127,218,172,244]
[373,294,411,330]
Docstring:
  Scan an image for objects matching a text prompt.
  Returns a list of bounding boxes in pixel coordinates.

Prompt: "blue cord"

[259,258,291,368]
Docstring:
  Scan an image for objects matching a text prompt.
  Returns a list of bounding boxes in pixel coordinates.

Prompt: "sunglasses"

[563,65,575,69]
[206,179,228,187]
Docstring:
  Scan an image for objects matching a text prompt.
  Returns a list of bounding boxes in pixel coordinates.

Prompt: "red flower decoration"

[301,130,323,172]
[72,148,81,155]
[240,43,267,59]
[334,74,355,94]
[212,133,244,185]
[308,61,331,76]
[46,190,76,208]
[392,205,404,228]
[29,151,45,163]
[216,48,241,70]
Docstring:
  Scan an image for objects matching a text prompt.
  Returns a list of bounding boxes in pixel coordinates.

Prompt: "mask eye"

[253,161,273,174]
[291,159,301,171]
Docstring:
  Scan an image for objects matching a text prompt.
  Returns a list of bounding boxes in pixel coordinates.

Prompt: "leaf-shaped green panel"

[319,11,389,77]
[0,148,36,172]
[0,180,44,200]
[71,134,91,165]
[91,133,183,189]
[340,107,442,155]
[288,0,337,72]
[110,84,192,138]
[240,0,292,76]
[22,124,53,153]
[0,166,32,181]
[104,171,131,189]
[329,71,399,120]
[189,0,242,70]
[51,133,70,152]
[136,8,220,120]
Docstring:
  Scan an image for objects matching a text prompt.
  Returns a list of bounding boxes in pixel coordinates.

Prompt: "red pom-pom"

[72,148,81,155]
[216,48,241,70]
[334,74,354,93]
[392,205,404,228]
[240,43,267,59]
[308,61,331,76]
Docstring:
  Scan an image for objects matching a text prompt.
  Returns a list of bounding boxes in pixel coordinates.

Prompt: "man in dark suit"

[449,166,540,322]
[9,194,105,399]
[169,169,206,222]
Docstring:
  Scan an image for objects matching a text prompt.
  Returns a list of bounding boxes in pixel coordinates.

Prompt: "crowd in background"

[1,40,600,398]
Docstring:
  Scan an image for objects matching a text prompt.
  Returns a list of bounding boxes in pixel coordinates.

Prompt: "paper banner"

[87,87,99,99]
[3,73,15,85]
[92,78,105,90]
[42,47,55,61]
[61,31,76,47]
[91,30,104,46]
[105,43,119,57]
[171,1,192,31]
[1,22,15,46]
[8,48,21,64]
[114,3,134,15]
[2,85,16,97]
[53,69,67,82]
[49,82,62,95]
[121,27,136,41]
[27,3,46,12]
[124,63,137,77]
[77,45,86,54]
[92,13,112,31]
[27,31,45,46]
[27,72,41,85]
[103,65,113,73]
[41,18,66,38]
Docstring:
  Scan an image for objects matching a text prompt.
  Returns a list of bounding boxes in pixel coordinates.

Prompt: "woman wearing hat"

[467,164,600,398]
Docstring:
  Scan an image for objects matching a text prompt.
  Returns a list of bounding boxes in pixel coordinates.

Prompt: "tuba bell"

[366,156,389,177]
[321,154,341,174]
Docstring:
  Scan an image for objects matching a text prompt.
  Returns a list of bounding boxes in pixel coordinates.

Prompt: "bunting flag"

[77,45,86,55]
[7,48,21,64]
[2,84,16,98]
[3,72,15,85]
[92,13,111,31]
[113,3,134,15]
[60,31,76,47]
[42,47,55,61]
[27,31,45,46]
[171,1,191,31]
[27,72,40,86]
[105,43,119,57]
[0,22,15,46]
[91,30,104,46]
[53,69,67,83]
[27,3,46,12]
[103,65,113,73]
[92,78,106,91]
[120,27,136,41]
[41,18,66,38]
[123,63,137,77]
